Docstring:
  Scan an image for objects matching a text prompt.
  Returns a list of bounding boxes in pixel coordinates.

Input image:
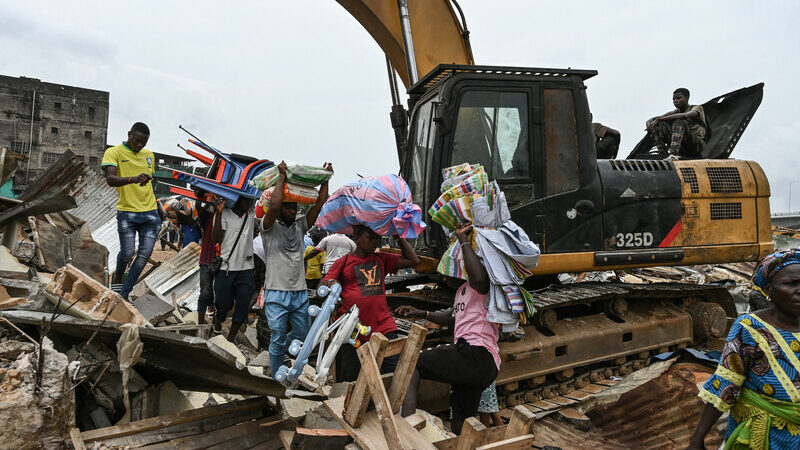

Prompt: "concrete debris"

[0,337,75,450]
[208,334,247,367]
[0,245,31,279]
[2,311,285,397]
[249,350,271,367]
[32,218,108,284]
[45,264,147,325]
[131,293,175,324]
[281,397,322,421]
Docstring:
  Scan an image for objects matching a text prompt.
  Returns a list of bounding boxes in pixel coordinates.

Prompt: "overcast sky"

[1,1,798,211]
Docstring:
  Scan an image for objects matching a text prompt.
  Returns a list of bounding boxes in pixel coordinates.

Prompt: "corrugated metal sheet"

[586,366,724,449]
[20,151,118,233]
[130,242,201,310]
[92,218,120,272]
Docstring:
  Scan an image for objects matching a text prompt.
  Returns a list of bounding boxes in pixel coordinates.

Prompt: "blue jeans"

[116,210,161,299]
[264,289,310,378]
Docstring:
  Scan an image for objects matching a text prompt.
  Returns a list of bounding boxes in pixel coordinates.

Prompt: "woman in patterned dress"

[689,249,800,449]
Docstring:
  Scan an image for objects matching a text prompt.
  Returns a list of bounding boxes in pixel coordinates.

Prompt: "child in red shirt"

[322,224,419,381]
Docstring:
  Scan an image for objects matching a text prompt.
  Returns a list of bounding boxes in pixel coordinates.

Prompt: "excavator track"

[388,279,735,413]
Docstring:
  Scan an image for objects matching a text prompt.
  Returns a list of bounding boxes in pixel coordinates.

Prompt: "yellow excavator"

[335,0,770,409]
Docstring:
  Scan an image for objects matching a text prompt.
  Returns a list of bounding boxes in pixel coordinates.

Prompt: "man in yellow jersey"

[102,122,165,299]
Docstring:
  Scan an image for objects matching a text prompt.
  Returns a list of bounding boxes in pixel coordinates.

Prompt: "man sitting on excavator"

[646,88,707,159]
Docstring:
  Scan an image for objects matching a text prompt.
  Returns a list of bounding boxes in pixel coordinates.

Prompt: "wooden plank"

[142,417,291,450]
[344,333,390,427]
[593,379,619,387]
[563,390,592,401]
[69,427,87,450]
[295,427,350,437]
[324,396,435,450]
[528,400,561,411]
[504,406,535,439]
[280,430,295,450]
[404,413,426,431]
[546,396,577,406]
[385,337,406,357]
[475,434,535,450]
[579,383,607,394]
[356,340,402,450]
[387,323,427,414]
[94,406,264,447]
[435,425,509,450]
[456,417,487,450]
[80,397,266,443]
[344,444,363,450]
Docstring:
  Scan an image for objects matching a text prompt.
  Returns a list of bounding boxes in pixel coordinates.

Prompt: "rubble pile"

[0,336,74,450]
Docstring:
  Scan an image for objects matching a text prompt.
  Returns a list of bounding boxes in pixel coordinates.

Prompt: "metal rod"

[385,57,401,106]
[396,0,419,85]
[178,125,212,150]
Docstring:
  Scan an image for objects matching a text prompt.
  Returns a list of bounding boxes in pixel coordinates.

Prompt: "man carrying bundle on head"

[261,161,332,378]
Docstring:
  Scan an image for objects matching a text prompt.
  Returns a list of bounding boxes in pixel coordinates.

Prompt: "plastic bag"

[316,174,426,238]
[254,183,318,218]
[251,164,333,190]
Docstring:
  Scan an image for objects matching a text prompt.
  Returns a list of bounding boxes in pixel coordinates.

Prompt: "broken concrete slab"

[248,350,270,367]
[45,264,147,325]
[2,310,285,397]
[281,397,322,421]
[209,334,247,366]
[302,403,345,429]
[0,277,47,311]
[131,294,174,324]
[0,337,75,450]
[0,245,30,279]
[34,219,108,284]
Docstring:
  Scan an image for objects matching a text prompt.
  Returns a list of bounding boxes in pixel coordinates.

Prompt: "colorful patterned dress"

[700,314,800,449]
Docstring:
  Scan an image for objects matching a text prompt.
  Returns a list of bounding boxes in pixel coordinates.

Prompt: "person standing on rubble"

[689,249,800,449]
[322,224,420,382]
[195,188,217,325]
[261,160,332,378]
[398,222,500,435]
[212,196,255,341]
[102,122,165,300]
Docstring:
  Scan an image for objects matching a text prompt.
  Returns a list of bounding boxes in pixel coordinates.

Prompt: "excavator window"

[450,91,530,181]
[407,96,437,207]
[544,88,579,196]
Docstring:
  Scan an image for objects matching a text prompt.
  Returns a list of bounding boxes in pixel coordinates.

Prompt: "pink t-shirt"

[453,282,501,370]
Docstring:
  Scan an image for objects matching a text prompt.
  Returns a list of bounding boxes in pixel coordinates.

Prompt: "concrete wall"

[0,75,109,193]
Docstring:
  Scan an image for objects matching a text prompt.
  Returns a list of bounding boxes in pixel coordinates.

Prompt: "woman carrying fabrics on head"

[689,249,800,450]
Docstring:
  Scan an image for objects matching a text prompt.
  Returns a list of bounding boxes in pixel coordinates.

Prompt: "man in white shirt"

[212,196,255,341]
[304,233,356,275]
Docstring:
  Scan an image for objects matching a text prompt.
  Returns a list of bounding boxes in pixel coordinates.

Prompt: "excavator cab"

[401,64,603,258]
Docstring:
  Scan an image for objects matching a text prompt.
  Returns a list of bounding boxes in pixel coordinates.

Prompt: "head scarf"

[752,249,800,293]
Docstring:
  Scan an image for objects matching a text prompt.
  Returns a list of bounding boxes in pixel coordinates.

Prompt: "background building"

[0,75,109,194]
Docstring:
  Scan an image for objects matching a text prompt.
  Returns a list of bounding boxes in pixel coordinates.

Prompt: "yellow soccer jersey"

[102,143,157,212]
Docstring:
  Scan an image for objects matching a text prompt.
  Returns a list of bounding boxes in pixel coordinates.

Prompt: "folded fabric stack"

[315,174,426,239]
[431,164,540,332]
[429,164,490,232]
